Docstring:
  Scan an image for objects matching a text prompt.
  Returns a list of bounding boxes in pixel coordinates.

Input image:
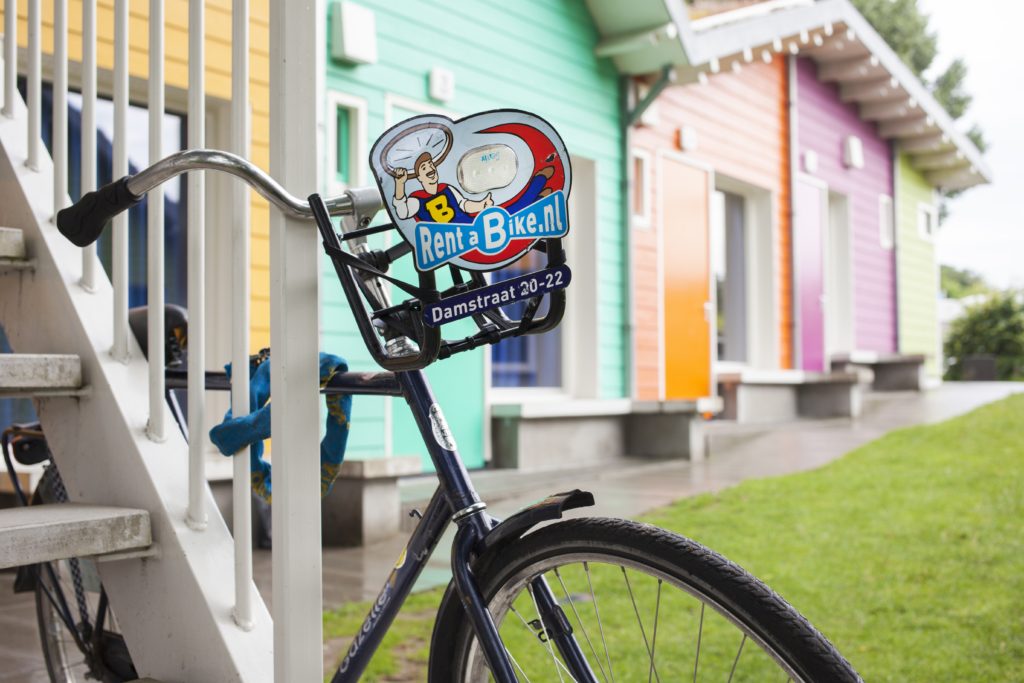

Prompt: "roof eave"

[683,0,991,189]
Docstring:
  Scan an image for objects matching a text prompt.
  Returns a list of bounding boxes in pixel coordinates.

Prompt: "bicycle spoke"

[584,562,616,683]
[504,642,531,683]
[621,567,661,683]
[727,634,747,683]
[648,579,661,683]
[554,567,609,682]
[508,603,573,682]
[692,603,704,683]
[526,583,571,683]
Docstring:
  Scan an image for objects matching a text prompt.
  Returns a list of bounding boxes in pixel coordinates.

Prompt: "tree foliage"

[944,292,1024,380]
[940,265,989,299]
[851,0,987,218]
[851,0,937,77]
[851,0,981,130]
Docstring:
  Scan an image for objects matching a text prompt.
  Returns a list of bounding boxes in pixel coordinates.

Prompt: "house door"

[825,192,853,360]
[795,176,828,372]
[660,154,713,400]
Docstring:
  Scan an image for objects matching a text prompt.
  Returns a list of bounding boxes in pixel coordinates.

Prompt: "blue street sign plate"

[423,264,572,327]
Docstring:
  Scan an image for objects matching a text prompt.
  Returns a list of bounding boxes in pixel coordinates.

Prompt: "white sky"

[918,0,1023,289]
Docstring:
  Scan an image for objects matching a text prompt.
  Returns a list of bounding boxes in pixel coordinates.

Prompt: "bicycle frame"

[54,148,596,681]
[352,370,602,680]
[190,364,596,681]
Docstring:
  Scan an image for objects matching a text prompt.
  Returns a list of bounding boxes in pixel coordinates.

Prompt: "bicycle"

[50,111,862,682]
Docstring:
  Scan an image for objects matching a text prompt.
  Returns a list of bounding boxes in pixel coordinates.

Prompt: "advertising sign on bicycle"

[370,109,573,273]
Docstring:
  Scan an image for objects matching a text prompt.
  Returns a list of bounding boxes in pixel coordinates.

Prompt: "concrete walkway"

[1,381,1020,681]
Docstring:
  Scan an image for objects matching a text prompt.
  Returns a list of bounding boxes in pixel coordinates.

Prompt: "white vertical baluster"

[26,0,39,169]
[147,0,165,440]
[111,0,128,361]
[231,0,253,631]
[3,0,16,117]
[185,0,206,529]
[52,0,67,217]
[270,0,324,678]
[81,0,97,290]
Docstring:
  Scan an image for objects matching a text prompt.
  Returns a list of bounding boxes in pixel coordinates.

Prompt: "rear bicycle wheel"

[33,465,137,683]
[429,518,860,682]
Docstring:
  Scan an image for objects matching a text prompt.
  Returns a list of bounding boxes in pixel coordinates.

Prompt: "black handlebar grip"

[56,176,142,247]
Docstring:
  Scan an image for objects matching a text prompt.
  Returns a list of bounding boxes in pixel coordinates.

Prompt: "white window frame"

[917,202,937,242]
[631,148,652,229]
[383,92,459,127]
[879,194,894,250]
[325,90,368,195]
[488,154,600,401]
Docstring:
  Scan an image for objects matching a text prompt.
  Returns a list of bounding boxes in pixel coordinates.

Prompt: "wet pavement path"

[2,381,1020,681]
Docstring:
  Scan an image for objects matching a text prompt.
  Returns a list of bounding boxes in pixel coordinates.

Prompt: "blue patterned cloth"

[209,352,352,503]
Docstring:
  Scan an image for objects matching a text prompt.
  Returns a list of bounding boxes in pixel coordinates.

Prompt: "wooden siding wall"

[896,152,939,375]
[631,145,660,399]
[632,58,793,399]
[796,58,896,354]
[323,0,624,463]
[1,0,272,350]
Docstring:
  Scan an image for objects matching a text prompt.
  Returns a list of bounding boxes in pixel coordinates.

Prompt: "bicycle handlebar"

[56,149,379,246]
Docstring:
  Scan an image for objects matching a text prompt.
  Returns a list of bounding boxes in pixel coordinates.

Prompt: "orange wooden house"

[631,57,792,402]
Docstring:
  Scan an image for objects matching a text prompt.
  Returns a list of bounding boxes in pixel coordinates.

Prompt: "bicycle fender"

[481,489,594,553]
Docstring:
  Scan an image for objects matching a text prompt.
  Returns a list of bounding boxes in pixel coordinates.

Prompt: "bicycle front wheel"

[429,518,860,682]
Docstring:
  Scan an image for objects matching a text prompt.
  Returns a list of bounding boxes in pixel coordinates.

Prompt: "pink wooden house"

[793,56,897,371]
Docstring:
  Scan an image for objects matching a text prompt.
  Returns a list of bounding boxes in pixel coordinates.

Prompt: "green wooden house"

[321,0,627,472]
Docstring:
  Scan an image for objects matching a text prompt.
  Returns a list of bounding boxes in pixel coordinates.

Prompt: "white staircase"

[0,56,272,683]
[0,0,326,676]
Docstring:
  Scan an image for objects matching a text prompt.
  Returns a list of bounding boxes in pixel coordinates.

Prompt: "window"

[489,155,599,396]
[631,150,651,228]
[918,203,937,241]
[335,106,352,185]
[20,78,188,308]
[490,250,563,389]
[326,91,367,193]
[879,195,894,250]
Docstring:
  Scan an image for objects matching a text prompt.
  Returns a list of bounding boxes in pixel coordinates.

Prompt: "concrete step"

[0,227,32,271]
[0,227,26,258]
[0,503,151,569]
[0,354,84,397]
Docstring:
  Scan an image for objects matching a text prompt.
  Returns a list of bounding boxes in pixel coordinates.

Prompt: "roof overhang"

[584,0,990,191]
[584,0,694,75]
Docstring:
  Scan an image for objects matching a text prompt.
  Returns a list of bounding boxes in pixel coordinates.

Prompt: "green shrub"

[944,291,1024,380]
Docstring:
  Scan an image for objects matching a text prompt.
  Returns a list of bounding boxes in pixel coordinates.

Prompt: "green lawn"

[324,394,1024,681]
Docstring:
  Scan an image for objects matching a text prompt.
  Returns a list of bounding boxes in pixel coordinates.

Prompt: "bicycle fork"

[451,517,599,683]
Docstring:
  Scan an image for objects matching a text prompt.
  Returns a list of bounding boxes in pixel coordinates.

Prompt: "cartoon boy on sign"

[371,110,571,272]
[392,153,494,223]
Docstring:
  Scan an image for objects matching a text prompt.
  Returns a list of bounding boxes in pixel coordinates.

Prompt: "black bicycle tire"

[428,517,861,682]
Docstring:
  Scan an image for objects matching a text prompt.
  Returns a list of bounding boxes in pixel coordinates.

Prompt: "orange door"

[661,156,712,400]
